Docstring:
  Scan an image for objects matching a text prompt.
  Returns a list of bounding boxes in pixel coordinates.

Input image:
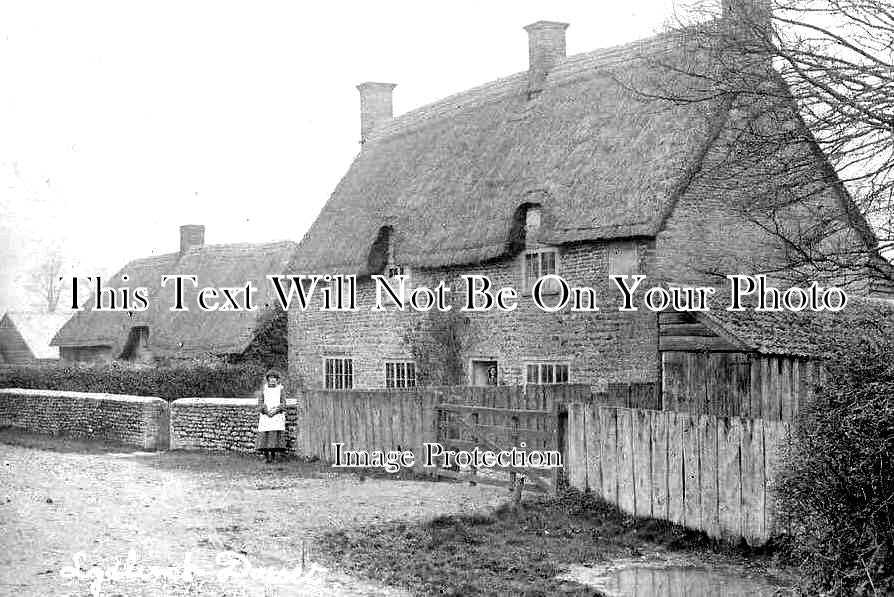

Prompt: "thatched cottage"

[0,311,71,364]
[288,3,892,392]
[52,226,297,366]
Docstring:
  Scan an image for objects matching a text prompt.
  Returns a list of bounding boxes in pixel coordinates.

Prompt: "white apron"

[258,386,285,432]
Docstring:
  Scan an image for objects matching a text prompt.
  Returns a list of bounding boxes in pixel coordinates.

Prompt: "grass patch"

[314,489,783,596]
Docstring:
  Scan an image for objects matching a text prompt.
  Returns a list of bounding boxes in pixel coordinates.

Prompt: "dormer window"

[366,226,392,274]
[525,206,542,231]
[367,225,411,301]
[120,325,150,361]
[387,263,409,279]
[509,201,546,253]
[513,202,559,295]
[386,231,410,289]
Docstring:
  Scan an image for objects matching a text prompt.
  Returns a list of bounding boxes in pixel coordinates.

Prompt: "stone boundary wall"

[170,397,299,453]
[0,388,169,450]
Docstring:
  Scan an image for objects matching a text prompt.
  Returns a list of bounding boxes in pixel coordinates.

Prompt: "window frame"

[324,356,354,390]
[524,361,571,385]
[521,246,561,295]
[134,325,149,347]
[385,360,417,389]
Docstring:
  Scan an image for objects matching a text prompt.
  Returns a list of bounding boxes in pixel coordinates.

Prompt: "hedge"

[776,332,894,596]
[0,362,269,401]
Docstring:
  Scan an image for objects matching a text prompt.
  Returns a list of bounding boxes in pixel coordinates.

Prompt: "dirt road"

[0,430,505,597]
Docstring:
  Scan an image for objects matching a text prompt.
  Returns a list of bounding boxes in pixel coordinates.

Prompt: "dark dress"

[255,385,288,451]
[256,429,285,450]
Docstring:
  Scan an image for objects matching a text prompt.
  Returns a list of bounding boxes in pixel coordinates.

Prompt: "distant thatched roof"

[292,30,726,273]
[694,296,894,358]
[51,241,298,356]
[0,311,71,359]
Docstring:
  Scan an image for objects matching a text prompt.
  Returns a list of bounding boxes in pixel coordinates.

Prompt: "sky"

[0,0,687,313]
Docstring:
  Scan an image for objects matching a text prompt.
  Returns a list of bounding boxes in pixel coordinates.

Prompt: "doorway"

[470,359,499,386]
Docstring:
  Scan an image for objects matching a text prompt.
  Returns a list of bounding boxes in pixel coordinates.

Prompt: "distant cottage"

[0,312,71,364]
[287,4,892,392]
[52,226,298,366]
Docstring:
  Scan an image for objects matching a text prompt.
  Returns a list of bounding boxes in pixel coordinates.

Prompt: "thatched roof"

[0,311,71,360]
[51,241,298,356]
[694,296,894,358]
[293,31,724,273]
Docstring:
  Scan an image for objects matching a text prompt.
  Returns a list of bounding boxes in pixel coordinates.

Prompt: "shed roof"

[694,296,894,357]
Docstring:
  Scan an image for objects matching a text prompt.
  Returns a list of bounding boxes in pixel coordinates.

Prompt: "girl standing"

[256,369,287,463]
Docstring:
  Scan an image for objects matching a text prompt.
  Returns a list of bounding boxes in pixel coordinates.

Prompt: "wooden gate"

[297,384,591,495]
[432,385,580,495]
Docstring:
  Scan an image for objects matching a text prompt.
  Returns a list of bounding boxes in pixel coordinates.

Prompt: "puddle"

[560,561,781,596]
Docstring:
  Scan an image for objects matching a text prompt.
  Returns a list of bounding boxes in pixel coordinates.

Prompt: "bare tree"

[27,251,65,312]
[629,0,894,288]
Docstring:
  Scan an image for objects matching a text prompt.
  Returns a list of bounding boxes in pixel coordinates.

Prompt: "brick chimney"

[524,21,569,97]
[179,224,204,255]
[357,82,397,145]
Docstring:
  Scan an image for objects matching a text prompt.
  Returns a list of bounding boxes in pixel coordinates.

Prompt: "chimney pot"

[179,225,204,255]
[524,21,569,97]
[357,82,397,145]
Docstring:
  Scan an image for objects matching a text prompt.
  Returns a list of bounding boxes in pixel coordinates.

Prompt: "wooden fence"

[595,382,660,410]
[435,384,591,411]
[565,404,791,545]
[661,352,822,422]
[298,384,590,468]
[299,388,438,465]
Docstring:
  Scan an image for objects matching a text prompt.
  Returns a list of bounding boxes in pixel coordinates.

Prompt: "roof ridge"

[120,239,298,267]
[193,239,299,250]
[120,253,179,269]
[367,28,693,143]
[367,72,527,142]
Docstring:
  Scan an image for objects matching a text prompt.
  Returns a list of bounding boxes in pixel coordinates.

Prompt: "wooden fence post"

[552,398,563,495]
[509,415,519,491]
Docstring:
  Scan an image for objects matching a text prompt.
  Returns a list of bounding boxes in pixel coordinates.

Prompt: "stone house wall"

[289,239,661,392]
